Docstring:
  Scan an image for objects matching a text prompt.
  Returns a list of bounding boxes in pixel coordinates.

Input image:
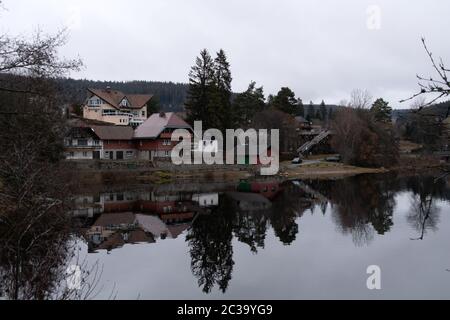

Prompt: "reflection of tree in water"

[406,177,443,240]
[232,210,268,253]
[0,161,93,300]
[268,183,307,245]
[186,195,235,294]
[186,182,315,293]
[0,208,72,300]
[322,176,398,246]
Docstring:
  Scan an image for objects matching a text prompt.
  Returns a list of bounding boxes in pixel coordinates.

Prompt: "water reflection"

[405,176,446,240]
[73,179,327,293]
[2,174,449,299]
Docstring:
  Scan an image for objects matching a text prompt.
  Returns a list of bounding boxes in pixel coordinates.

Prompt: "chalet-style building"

[65,112,192,161]
[91,125,135,160]
[65,124,135,160]
[134,112,192,160]
[83,87,153,127]
[65,126,103,160]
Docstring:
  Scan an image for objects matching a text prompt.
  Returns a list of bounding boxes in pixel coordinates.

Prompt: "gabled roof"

[68,115,116,127]
[134,112,192,139]
[93,212,136,227]
[91,125,134,140]
[87,88,153,110]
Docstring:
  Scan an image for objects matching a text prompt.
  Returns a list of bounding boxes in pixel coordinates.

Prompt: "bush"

[331,108,399,168]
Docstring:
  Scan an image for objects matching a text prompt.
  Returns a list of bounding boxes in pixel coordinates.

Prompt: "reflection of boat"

[226,192,272,211]
[237,180,282,200]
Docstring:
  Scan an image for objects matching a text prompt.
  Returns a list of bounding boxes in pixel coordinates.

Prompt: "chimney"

[159,112,166,118]
[106,86,111,92]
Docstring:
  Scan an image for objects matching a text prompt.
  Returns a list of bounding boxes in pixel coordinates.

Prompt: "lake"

[70,174,450,299]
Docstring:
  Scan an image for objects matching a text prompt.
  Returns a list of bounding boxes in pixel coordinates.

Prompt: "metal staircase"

[297,130,331,156]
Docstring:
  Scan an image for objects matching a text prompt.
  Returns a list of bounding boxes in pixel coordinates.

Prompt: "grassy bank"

[70,155,449,186]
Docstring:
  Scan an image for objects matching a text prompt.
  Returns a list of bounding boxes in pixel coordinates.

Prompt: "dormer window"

[120,98,129,107]
[88,97,103,107]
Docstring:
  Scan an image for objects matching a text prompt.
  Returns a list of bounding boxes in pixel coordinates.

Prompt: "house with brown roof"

[65,122,136,160]
[134,112,192,160]
[83,87,153,127]
[66,111,192,161]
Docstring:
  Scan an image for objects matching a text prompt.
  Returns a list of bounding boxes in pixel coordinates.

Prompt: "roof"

[91,125,134,140]
[167,223,191,239]
[134,112,192,139]
[93,212,136,227]
[135,214,169,238]
[67,116,117,127]
[87,88,153,110]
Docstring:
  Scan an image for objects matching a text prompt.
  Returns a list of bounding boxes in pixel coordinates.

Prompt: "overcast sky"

[1,0,449,108]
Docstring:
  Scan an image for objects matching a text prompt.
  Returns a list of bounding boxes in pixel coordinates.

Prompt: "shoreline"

[70,158,449,187]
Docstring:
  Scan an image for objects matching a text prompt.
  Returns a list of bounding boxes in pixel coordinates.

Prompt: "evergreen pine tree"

[209,49,233,130]
[297,98,305,117]
[370,98,392,123]
[320,100,327,121]
[306,102,315,120]
[270,87,297,116]
[232,81,265,127]
[185,49,215,128]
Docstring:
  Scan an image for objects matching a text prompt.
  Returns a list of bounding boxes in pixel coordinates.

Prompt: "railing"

[297,130,331,155]
[65,143,102,148]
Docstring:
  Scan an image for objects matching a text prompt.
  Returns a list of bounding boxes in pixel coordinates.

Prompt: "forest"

[55,78,189,111]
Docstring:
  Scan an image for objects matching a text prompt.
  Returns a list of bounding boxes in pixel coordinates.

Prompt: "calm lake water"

[74,174,450,299]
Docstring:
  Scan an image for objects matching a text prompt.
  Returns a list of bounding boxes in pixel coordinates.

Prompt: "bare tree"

[0,22,83,299]
[400,38,450,109]
[331,107,399,167]
[349,89,373,109]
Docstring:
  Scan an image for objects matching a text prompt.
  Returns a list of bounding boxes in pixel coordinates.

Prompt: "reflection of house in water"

[78,189,220,252]
[71,195,103,218]
[86,212,155,252]
[192,193,219,207]
[135,214,192,240]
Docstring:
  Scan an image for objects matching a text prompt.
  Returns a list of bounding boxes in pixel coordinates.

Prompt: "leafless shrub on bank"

[0,22,84,299]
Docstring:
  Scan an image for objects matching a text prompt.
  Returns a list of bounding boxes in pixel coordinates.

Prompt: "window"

[126,151,134,158]
[165,151,170,157]
[78,139,88,146]
[69,152,74,158]
[88,97,103,106]
[142,111,145,117]
[83,152,88,157]
[120,99,129,107]
[116,194,124,201]
[103,109,118,116]
[94,140,100,146]
[163,139,171,146]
